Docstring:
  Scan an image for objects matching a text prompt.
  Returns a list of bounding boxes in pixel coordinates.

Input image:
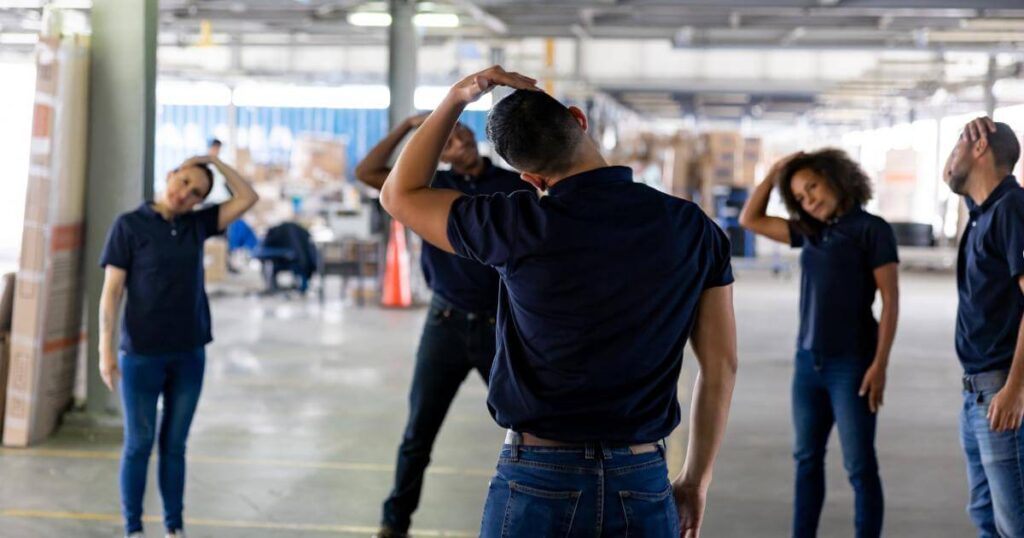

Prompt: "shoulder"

[491,166,530,192]
[995,185,1024,213]
[856,210,893,232]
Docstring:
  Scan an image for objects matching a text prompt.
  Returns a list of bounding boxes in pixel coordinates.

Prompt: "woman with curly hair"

[740,149,900,538]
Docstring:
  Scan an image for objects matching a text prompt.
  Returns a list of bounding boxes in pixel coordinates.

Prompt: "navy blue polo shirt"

[956,176,1024,374]
[788,208,899,359]
[422,158,528,312]
[447,166,733,443]
[99,203,223,355]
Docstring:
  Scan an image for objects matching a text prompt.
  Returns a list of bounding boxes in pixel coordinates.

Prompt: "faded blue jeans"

[480,434,678,537]
[960,369,1024,538]
[792,350,883,538]
[119,347,205,535]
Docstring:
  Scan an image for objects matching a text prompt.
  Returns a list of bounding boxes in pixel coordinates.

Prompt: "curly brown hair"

[777,148,873,235]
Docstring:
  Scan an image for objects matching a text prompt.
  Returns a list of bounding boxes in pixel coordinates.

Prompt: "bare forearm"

[739,177,774,226]
[677,367,737,488]
[355,120,413,190]
[98,293,121,354]
[1007,314,1024,391]
[873,298,898,366]
[215,159,257,204]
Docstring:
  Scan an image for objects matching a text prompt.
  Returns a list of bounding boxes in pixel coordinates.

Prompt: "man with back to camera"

[379,65,738,537]
[944,116,1024,536]
[354,113,529,538]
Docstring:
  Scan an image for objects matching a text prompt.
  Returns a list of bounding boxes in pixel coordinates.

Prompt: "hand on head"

[449,65,540,105]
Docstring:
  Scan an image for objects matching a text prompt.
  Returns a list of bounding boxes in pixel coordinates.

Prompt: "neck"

[151,201,175,221]
[451,156,485,177]
[966,168,1007,207]
[544,145,609,190]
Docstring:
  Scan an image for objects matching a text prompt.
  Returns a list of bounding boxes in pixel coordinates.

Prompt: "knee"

[842,451,879,480]
[124,430,156,459]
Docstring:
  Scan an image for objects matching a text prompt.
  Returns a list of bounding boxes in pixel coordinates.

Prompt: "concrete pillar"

[82,0,158,414]
[388,0,417,129]
[985,54,997,117]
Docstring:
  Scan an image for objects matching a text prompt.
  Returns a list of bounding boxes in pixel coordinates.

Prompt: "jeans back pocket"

[619,485,679,538]
[501,481,581,538]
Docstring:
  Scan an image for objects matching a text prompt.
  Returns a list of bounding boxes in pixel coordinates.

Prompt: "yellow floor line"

[0,447,494,477]
[0,509,476,536]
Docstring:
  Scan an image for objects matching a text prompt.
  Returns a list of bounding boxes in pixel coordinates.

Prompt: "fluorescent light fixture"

[0,0,93,7]
[157,80,232,107]
[0,33,39,45]
[415,85,491,111]
[347,11,460,28]
[232,83,390,109]
[347,12,391,27]
[413,13,459,28]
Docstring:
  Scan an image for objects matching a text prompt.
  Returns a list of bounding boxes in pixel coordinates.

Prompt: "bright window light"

[415,86,491,111]
[232,83,390,109]
[0,33,39,45]
[157,80,232,106]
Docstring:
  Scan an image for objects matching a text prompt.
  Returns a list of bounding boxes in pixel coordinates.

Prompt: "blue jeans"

[792,350,883,538]
[960,370,1024,537]
[119,347,205,535]
[480,436,678,537]
[381,297,497,533]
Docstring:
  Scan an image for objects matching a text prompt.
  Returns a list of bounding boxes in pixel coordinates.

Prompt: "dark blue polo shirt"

[422,158,528,312]
[99,203,223,355]
[447,166,733,443]
[788,208,898,359]
[956,176,1024,374]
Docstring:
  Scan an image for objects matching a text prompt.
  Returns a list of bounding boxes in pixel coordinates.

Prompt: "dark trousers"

[381,296,497,533]
[792,350,884,538]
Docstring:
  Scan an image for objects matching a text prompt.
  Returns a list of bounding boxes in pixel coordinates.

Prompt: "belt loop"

[510,432,520,461]
[585,443,595,460]
[600,442,612,460]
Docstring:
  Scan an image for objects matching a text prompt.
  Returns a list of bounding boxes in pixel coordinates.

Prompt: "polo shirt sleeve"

[787,220,806,248]
[864,217,900,269]
[194,204,224,239]
[99,215,132,270]
[997,199,1024,279]
[703,217,735,290]
[446,192,524,267]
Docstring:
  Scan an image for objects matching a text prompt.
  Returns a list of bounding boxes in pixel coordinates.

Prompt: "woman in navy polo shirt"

[740,149,899,538]
[98,155,258,538]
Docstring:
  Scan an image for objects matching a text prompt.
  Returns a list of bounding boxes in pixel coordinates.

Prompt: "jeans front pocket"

[501,480,581,538]
[619,484,679,538]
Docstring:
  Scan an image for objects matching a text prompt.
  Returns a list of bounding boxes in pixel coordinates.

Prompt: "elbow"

[379,182,395,215]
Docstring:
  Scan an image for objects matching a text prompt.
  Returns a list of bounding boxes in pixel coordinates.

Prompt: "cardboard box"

[4,36,90,447]
[291,136,347,183]
[204,237,228,284]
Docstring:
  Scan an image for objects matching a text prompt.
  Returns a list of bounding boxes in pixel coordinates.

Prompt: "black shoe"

[375,527,409,538]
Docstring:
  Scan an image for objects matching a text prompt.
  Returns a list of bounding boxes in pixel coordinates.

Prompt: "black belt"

[431,296,495,322]
[962,370,1009,393]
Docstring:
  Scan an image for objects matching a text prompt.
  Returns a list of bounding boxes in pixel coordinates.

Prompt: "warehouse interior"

[1,0,1024,537]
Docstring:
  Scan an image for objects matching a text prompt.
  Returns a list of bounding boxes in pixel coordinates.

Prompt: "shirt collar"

[548,166,633,196]
[139,202,160,218]
[827,205,863,226]
[971,175,1019,217]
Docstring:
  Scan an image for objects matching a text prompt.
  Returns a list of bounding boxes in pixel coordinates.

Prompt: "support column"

[985,54,997,117]
[388,0,417,130]
[82,0,158,414]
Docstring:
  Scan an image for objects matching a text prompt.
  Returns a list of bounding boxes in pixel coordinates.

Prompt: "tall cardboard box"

[4,35,90,447]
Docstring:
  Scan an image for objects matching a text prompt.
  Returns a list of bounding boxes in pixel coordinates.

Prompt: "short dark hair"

[990,122,1021,173]
[208,138,222,148]
[778,148,873,234]
[486,90,583,175]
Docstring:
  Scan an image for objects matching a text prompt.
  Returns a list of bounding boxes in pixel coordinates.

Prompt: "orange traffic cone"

[381,219,412,308]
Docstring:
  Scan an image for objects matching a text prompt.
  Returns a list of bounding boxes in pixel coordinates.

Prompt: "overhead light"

[347,12,460,28]
[0,33,39,45]
[347,12,391,27]
[413,13,459,28]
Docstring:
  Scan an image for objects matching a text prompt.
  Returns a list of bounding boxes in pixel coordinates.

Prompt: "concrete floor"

[0,268,975,537]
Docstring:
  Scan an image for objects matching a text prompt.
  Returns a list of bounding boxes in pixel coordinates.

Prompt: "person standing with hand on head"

[380,66,738,538]
[355,113,529,538]
[740,149,899,538]
[98,155,258,538]
[943,116,1024,537]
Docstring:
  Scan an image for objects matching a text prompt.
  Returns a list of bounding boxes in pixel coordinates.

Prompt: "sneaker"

[126,533,145,538]
[375,528,408,538]
[165,531,186,538]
